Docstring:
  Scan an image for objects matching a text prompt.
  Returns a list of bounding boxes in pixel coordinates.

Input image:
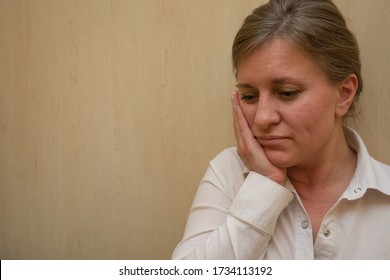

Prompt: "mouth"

[256,136,289,146]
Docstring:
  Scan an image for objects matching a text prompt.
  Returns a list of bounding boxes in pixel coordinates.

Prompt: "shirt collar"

[342,127,390,200]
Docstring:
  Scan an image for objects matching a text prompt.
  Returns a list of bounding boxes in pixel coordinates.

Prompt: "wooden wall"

[1,0,389,259]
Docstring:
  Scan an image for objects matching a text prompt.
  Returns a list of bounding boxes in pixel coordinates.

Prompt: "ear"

[335,74,358,117]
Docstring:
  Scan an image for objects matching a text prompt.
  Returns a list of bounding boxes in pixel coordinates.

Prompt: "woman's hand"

[232,91,287,186]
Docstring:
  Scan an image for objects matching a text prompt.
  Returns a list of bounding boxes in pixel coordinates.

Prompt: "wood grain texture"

[0,0,389,259]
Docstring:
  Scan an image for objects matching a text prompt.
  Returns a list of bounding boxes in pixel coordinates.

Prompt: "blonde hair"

[232,0,362,118]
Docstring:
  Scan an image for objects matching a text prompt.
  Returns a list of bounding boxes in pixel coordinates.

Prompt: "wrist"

[266,174,286,186]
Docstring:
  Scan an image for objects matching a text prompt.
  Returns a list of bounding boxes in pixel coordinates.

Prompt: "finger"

[231,91,246,145]
[231,91,257,145]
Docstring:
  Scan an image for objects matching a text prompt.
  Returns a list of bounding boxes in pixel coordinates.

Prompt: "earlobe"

[336,74,358,117]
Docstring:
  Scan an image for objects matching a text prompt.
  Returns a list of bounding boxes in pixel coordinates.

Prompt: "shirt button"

[301,221,309,229]
[354,187,362,193]
[323,229,331,237]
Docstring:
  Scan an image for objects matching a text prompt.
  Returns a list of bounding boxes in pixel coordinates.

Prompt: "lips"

[256,136,289,146]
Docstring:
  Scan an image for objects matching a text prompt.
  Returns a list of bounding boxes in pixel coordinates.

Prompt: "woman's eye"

[240,93,259,104]
[279,90,299,100]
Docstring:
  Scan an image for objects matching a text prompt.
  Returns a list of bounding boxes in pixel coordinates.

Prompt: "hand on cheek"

[231,91,287,185]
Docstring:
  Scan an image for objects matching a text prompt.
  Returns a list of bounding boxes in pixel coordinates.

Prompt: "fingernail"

[231,91,237,101]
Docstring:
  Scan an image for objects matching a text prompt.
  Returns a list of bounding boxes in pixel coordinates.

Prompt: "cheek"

[287,100,336,135]
[292,89,337,119]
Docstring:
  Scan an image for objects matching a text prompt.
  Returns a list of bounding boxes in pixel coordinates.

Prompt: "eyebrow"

[271,77,301,85]
[235,83,254,89]
[235,77,301,89]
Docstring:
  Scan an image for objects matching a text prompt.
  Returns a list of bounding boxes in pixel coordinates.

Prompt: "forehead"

[236,38,323,84]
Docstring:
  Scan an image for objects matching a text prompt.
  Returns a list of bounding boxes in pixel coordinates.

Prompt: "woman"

[172,0,390,259]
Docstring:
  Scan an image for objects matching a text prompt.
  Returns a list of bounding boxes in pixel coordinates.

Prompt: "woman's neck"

[287,127,357,193]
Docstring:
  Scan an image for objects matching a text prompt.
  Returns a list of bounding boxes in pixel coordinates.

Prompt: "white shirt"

[172,129,390,259]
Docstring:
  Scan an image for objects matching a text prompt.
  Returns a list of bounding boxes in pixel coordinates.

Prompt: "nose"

[253,95,281,130]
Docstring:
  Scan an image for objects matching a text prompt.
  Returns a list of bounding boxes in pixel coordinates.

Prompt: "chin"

[265,150,296,169]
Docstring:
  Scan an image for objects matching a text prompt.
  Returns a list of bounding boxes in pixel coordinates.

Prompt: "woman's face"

[236,38,344,169]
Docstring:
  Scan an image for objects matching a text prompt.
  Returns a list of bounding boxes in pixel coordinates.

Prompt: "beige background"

[1,0,389,259]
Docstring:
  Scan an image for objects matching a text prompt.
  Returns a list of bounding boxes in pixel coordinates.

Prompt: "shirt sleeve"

[172,150,294,259]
